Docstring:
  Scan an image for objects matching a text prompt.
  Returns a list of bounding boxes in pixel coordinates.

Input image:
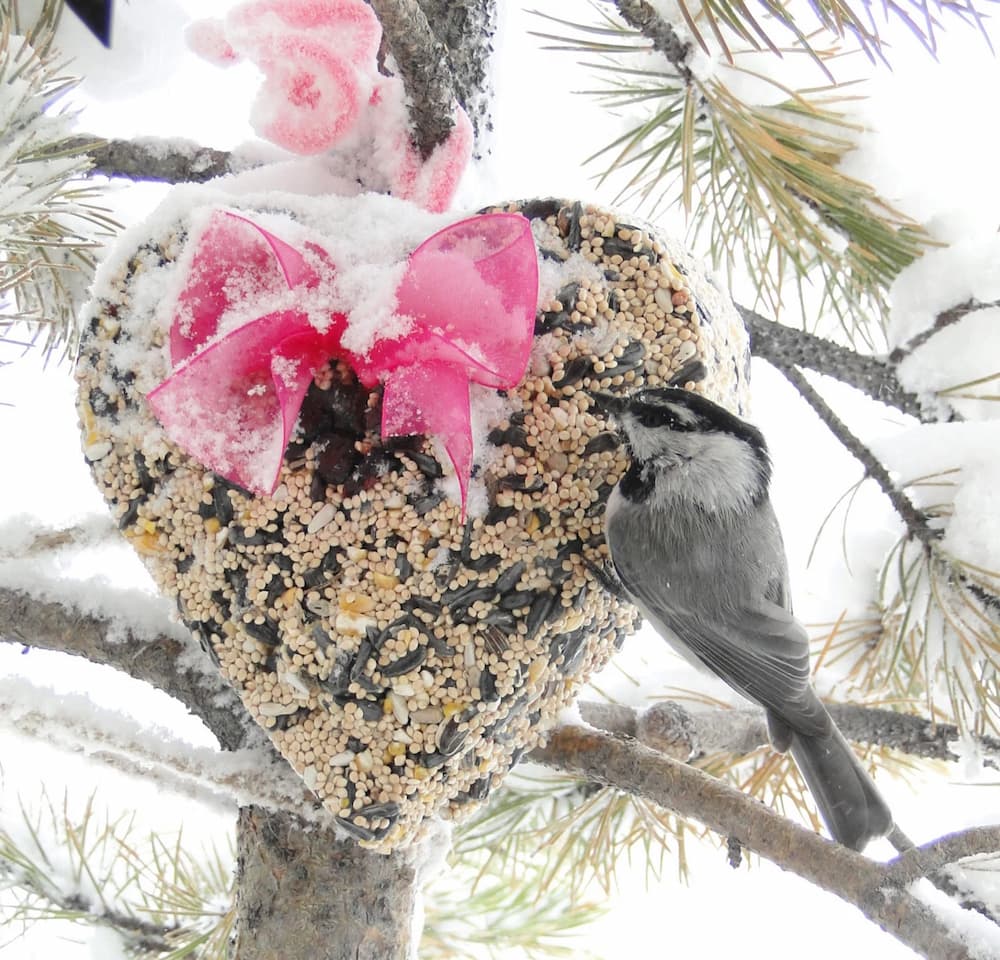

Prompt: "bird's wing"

[612,545,830,738]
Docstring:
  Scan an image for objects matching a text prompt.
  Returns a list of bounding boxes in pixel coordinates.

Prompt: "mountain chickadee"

[595,386,893,850]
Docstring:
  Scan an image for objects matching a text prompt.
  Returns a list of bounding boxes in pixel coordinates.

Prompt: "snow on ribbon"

[146,210,539,515]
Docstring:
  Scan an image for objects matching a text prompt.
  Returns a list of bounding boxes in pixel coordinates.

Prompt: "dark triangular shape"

[66,0,113,47]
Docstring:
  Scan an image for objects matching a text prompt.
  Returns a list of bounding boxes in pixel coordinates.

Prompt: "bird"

[594,386,893,850]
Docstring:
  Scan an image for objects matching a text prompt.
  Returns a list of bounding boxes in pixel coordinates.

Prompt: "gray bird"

[596,386,893,850]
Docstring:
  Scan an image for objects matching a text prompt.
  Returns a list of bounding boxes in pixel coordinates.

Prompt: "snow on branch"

[0,675,316,818]
[0,584,253,751]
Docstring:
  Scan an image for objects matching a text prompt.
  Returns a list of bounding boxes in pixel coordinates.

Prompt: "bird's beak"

[587,390,628,418]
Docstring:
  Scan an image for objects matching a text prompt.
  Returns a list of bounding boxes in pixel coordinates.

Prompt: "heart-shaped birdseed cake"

[76,190,748,849]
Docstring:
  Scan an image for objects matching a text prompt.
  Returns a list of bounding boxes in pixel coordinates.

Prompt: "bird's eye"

[636,409,666,428]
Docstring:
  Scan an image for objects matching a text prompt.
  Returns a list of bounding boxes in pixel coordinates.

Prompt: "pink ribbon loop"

[147,210,538,515]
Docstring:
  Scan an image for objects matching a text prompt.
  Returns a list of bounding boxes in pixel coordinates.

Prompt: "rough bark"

[234,806,426,960]
[417,0,496,149]
[533,723,986,960]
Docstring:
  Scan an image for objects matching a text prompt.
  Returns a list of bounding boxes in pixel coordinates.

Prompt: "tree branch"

[534,722,989,960]
[0,680,314,817]
[415,0,496,150]
[739,305,933,421]
[577,699,1000,768]
[773,363,940,550]
[887,828,1000,885]
[0,585,256,751]
[64,135,241,183]
[888,299,1000,364]
[608,0,694,83]
[369,0,460,157]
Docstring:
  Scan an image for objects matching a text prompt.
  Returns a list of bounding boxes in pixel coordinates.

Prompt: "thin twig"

[889,299,1000,364]
[887,827,1000,885]
[774,363,940,549]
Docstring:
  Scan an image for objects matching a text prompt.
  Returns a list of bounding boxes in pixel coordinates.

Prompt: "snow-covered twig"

[0,677,316,817]
[0,585,255,751]
[534,722,991,960]
[775,363,940,548]
[889,299,1000,364]
[887,827,1000,885]
[61,135,240,183]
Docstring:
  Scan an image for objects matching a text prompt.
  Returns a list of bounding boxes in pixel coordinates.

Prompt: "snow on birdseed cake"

[76,191,748,849]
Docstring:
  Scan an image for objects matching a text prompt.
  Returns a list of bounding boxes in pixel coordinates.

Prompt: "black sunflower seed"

[467,552,501,573]
[230,526,269,547]
[484,504,516,526]
[118,498,142,530]
[527,591,558,639]
[478,668,498,701]
[499,590,534,611]
[497,474,544,493]
[317,434,359,486]
[467,777,491,801]
[611,339,645,374]
[483,609,516,631]
[561,201,583,250]
[225,567,249,606]
[212,483,235,526]
[404,597,441,616]
[442,583,494,607]
[380,644,426,677]
[494,561,526,596]
[420,750,449,769]
[337,818,376,842]
[520,197,561,220]
[356,801,400,821]
[553,356,593,389]
[436,717,469,756]
[483,624,508,656]
[133,452,154,492]
[412,491,444,516]
[695,302,711,324]
[244,618,280,647]
[177,554,194,575]
[668,358,707,386]
[354,698,384,721]
[399,449,443,479]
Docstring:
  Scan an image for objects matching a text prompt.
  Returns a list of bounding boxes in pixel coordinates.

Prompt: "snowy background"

[2,1,1000,957]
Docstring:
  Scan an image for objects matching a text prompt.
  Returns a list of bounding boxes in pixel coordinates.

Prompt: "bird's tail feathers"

[790,726,893,851]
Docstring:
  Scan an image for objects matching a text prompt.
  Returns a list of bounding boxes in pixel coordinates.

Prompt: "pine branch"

[578,699,1000,767]
[608,0,694,82]
[415,0,497,150]
[887,827,1000,885]
[0,585,255,751]
[0,680,314,816]
[774,364,940,549]
[534,722,990,960]
[739,305,935,421]
[888,298,1000,364]
[369,0,461,157]
[60,135,239,183]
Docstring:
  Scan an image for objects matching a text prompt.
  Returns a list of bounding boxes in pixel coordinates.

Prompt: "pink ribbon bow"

[147,210,538,515]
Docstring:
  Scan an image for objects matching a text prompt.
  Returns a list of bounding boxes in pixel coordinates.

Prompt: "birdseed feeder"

[76,189,749,849]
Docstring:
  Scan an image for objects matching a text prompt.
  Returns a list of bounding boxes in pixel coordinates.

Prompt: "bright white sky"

[2,1,1000,958]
